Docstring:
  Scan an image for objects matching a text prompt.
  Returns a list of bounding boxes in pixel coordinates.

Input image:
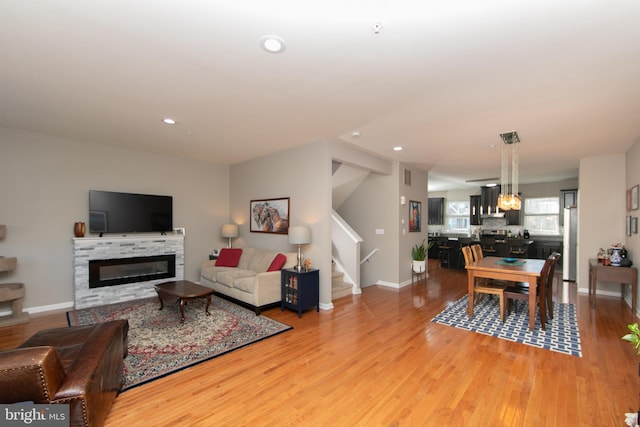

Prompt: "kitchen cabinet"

[481,186,500,215]
[505,202,522,225]
[428,197,444,225]
[470,195,481,225]
[530,239,563,269]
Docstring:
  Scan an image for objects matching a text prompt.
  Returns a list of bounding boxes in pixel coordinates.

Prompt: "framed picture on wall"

[250,197,290,234]
[409,200,421,232]
[627,216,632,236]
[632,185,639,211]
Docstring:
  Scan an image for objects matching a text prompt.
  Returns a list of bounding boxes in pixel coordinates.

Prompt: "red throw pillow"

[267,253,287,272]
[215,248,243,267]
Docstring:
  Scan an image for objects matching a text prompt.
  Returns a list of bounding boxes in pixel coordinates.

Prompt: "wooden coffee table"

[154,280,215,322]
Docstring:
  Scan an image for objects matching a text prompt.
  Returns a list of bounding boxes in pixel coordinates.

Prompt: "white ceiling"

[2,1,639,191]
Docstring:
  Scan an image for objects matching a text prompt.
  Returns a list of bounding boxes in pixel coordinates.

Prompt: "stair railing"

[331,210,362,294]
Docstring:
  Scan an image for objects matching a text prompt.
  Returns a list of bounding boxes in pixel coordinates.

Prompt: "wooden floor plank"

[1,259,638,426]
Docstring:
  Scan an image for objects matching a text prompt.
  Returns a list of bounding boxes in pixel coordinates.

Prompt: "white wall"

[230,141,333,307]
[337,164,400,286]
[626,141,640,312]
[0,127,229,312]
[578,153,626,293]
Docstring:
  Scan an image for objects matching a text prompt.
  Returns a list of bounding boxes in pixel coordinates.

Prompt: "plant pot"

[412,260,426,273]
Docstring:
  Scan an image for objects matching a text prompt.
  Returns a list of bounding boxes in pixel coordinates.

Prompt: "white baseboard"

[0,301,74,317]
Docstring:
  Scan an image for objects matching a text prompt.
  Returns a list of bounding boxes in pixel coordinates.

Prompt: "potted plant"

[622,323,640,426]
[411,239,433,273]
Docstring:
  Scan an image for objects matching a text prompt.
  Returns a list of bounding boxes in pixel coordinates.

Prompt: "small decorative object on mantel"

[304,259,312,271]
[74,221,86,238]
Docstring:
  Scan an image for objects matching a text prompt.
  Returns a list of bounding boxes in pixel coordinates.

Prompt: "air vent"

[404,169,411,186]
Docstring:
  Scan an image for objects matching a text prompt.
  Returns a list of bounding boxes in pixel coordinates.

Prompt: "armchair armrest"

[52,320,128,427]
[0,346,65,403]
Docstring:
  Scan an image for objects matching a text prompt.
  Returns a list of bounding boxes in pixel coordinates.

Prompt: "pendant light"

[497,131,521,211]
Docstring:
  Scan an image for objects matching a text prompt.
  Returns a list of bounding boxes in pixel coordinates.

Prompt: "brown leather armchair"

[0,319,129,427]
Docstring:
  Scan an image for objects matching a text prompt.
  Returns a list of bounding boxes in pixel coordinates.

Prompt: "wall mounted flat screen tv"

[89,190,173,234]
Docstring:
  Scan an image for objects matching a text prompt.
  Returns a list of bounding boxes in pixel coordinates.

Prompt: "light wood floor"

[2,259,639,426]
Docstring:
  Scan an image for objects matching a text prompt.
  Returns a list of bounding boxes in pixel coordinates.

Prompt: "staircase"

[332,262,352,300]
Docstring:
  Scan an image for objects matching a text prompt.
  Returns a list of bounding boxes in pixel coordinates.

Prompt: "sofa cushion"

[215,248,243,267]
[237,248,255,270]
[216,269,256,288]
[267,253,287,272]
[234,276,258,293]
[248,248,277,273]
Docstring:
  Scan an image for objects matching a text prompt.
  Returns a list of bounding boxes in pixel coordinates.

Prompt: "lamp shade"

[288,226,311,245]
[221,224,239,238]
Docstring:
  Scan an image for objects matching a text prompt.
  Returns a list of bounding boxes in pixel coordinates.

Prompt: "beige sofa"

[200,247,297,314]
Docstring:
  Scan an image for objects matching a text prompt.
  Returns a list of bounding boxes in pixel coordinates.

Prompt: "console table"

[588,258,637,313]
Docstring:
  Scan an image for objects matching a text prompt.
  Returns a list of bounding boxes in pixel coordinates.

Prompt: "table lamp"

[221,224,239,248]
[288,226,311,271]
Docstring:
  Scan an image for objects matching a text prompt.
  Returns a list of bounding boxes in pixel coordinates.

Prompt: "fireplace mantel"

[73,235,184,308]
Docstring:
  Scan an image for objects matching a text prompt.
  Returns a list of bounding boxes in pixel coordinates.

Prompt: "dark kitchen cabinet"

[428,198,444,225]
[505,206,522,225]
[470,195,481,225]
[481,186,500,216]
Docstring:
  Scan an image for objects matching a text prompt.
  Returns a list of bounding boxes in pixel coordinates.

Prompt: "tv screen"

[89,190,173,234]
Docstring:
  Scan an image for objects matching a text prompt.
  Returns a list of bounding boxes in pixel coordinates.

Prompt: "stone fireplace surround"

[73,235,184,309]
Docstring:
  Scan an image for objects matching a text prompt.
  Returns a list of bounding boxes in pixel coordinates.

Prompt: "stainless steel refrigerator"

[563,207,578,281]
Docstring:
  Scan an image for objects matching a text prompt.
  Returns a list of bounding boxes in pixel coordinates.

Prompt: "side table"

[589,258,637,313]
[281,268,319,317]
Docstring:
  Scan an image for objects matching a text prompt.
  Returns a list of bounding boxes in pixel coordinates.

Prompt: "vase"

[74,222,86,238]
[610,248,622,266]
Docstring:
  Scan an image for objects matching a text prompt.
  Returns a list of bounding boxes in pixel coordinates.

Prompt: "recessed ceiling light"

[162,118,176,125]
[393,146,403,151]
[260,35,286,53]
[351,131,361,138]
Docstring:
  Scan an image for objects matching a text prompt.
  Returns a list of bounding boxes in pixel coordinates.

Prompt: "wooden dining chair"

[504,254,555,329]
[456,238,473,270]
[462,246,506,321]
[545,252,561,319]
[471,244,483,262]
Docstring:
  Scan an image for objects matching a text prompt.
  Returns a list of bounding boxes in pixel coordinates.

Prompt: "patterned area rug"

[67,296,292,391]
[432,295,582,357]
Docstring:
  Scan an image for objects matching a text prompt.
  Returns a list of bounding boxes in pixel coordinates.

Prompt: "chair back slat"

[471,244,483,262]
[461,246,474,267]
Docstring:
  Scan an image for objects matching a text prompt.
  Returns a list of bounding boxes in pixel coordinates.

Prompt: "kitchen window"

[447,201,470,233]
[523,197,560,235]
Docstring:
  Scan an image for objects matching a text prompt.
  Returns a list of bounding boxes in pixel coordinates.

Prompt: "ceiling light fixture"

[260,35,286,53]
[393,146,403,151]
[497,130,521,211]
[162,118,176,125]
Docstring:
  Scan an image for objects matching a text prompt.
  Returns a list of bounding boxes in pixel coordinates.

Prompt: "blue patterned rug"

[432,295,582,357]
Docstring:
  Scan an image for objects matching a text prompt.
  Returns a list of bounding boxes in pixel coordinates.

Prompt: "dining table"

[466,256,546,330]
